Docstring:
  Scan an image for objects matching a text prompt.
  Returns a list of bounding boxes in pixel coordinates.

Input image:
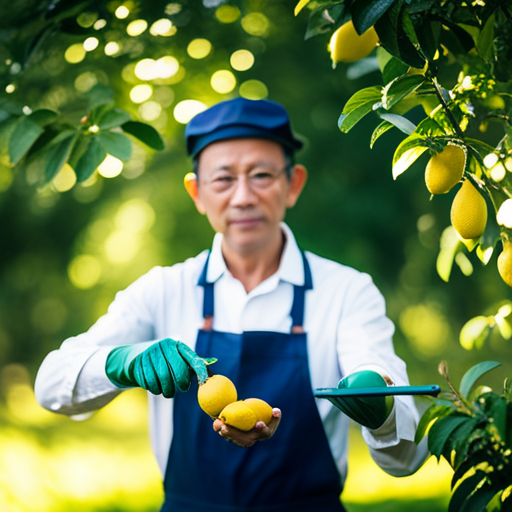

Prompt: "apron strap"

[197,250,313,333]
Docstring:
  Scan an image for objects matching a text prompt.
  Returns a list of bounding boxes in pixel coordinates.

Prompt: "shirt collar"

[205,222,306,287]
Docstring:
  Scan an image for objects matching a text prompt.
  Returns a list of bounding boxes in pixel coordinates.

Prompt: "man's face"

[191,138,306,255]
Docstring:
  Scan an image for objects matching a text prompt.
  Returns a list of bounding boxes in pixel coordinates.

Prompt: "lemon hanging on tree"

[450,179,488,240]
[498,240,512,287]
[328,21,379,67]
[425,144,466,194]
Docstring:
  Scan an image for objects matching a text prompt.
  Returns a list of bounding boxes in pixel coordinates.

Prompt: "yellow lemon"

[328,21,379,66]
[197,374,237,419]
[450,180,488,240]
[498,241,512,287]
[219,401,258,431]
[425,145,466,194]
[243,398,273,425]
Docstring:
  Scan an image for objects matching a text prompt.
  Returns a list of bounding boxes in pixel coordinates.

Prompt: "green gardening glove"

[336,370,394,430]
[105,338,214,398]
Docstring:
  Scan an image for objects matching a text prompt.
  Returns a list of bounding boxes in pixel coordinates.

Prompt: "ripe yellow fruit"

[219,401,258,432]
[328,21,379,66]
[197,374,237,419]
[498,241,512,287]
[425,145,466,194]
[450,180,488,240]
[243,398,273,425]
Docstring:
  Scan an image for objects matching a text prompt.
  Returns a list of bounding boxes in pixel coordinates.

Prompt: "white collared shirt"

[35,223,428,482]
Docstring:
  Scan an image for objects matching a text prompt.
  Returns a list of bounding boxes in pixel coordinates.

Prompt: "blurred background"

[0,0,510,510]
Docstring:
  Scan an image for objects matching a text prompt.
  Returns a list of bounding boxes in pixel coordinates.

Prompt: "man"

[35,98,427,512]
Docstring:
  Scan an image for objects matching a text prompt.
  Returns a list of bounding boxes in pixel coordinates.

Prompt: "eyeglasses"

[199,165,290,193]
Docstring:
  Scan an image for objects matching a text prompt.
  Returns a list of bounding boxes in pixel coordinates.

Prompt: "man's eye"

[251,172,273,180]
[214,176,235,183]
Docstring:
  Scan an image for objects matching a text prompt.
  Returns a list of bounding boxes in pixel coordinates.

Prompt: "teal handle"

[314,385,441,398]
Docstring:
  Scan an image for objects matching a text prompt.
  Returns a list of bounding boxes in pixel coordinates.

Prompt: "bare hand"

[213,408,281,448]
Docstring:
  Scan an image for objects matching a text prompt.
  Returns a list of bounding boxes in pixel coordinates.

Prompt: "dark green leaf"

[440,21,475,55]
[97,131,132,161]
[449,471,487,512]
[382,57,409,83]
[415,404,453,444]
[428,415,470,461]
[477,13,495,60]
[9,117,44,165]
[392,133,429,178]
[29,109,58,127]
[465,138,496,159]
[350,0,395,35]
[413,19,441,61]
[383,74,425,110]
[450,417,482,471]
[97,109,132,130]
[459,361,501,399]
[305,5,347,40]
[488,397,508,442]
[86,84,115,110]
[460,481,499,512]
[43,133,77,184]
[370,120,394,148]
[74,137,107,182]
[452,447,491,490]
[121,121,165,151]
[378,113,416,135]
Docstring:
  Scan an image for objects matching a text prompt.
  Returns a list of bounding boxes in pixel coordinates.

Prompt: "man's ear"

[286,164,308,208]
[184,172,206,214]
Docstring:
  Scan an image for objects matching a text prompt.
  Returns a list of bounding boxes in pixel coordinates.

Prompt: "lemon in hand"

[328,21,379,67]
[450,180,488,240]
[243,398,273,425]
[198,374,237,419]
[219,401,258,432]
[498,241,512,287]
[425,145,466,194]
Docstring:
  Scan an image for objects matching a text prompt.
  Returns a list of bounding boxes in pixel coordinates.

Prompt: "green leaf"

[460,481,499,512]
[29,109,58,127]
[294,0,311,16]
[428,415,470,461]
[392,133,429,179]
[305,5,347,40]
[383,74,426,110]
[96,109,132,130]
[121,121,165,151]
[449,471,487,512]
[341,86,382,114]
[338,102,376,133]
[97,131,132,161]
[74,137,107,182]
[450,417,482,471]
[415,117,444,137]
[451,449,491,490]
[370,120,394,148]
[350,0,395,35]
[465,138,496,160]
[415,404,453,444]
[437,227,462,283]
[378,113,416,135]
[459,361,501,399]
[487,397,508,442]
[43,133,78,184]
[413,18,441,61]
[9,117,44,165]
[459,316,491,351]
[86,84,114,110]
[477,13,495,60]
[381,57,409,84]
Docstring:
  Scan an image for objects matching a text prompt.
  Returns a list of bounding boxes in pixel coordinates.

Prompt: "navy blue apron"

[162,252,345,512]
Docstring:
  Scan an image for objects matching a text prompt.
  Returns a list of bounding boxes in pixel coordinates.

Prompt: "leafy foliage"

[416,361,512,512]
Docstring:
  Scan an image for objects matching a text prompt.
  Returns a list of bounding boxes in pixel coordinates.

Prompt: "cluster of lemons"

[197,374,273,431]
[425,145,512,287]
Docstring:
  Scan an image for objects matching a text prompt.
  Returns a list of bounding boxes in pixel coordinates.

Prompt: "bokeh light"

[115,5,130,19]
[77,12,98,28]
[94,19,107,30]
[153,86,174,107]
[173,100,207,124]
[215,5,241,23]
[130,84,153,103]
[68,255,102,289]
[104,231,140,263]
[64,44,86,64]
[187,39,212,59]
[149,19,176,37]
[75,72,98,92]
[127,19,148,36]
[211,70,236,94]
[53,164,77,192]
[115,199,155,233]
[230,49,254,71]
[83,37,99,52]
[497,199,512,228]
[138,101,162,121]
[239,79,268,99]
[134,57,179,81]
[241,13,270,37]
[104,42,120,56]
[5,84,15,93]
[98,155,123,178]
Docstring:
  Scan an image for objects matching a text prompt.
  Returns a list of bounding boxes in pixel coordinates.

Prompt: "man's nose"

[229,176,257,206]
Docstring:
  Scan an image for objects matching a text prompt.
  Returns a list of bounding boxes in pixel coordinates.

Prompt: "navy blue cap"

[185,97,303,157]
